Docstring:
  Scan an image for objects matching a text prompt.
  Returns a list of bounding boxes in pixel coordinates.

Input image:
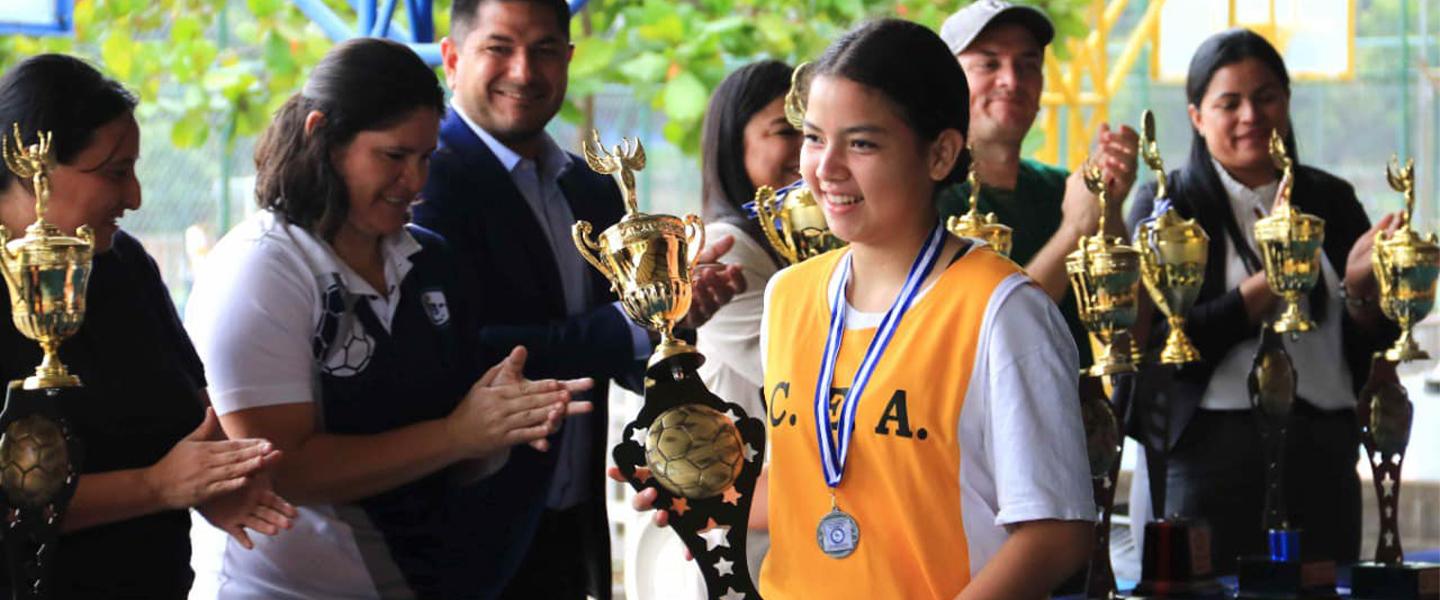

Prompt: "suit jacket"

[1122,163,1394,452]
[413,108,645,600]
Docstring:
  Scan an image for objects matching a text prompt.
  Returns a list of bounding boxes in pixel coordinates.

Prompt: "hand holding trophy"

[0,124,93,599]
[1350,155,1440,600]
[1371,157,1439,362]
[573,131,766,600]
[1253,130,1325,334]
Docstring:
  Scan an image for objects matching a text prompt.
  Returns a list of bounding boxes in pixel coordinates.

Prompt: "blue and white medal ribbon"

[813,224,946,487]
[812,224,946,558]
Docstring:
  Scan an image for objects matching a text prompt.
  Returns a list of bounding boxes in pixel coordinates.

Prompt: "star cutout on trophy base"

[714,556,735,577]
[699,518,731,551]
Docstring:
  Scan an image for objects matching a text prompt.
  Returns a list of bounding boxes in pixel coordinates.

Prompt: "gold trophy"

[1066,161,1141,376]
[573,131,765,600]
[945,153,1013,257]
[1134,110,1208,365]
[0,124,92,598]
[1254,130,1326,334]
[752,184,845,264]
[1372,157,1439,362]
[750,62,845,265]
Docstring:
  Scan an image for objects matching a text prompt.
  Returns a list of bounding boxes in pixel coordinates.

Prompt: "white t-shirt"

[185,211,426,600]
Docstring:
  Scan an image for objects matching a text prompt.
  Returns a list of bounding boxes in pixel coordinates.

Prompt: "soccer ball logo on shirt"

[312,276,377,377]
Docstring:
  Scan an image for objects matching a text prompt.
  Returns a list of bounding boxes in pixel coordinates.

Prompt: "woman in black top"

[1125,29,1396,573]
[0,54,296,598]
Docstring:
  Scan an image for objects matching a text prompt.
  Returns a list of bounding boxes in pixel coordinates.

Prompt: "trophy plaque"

[1253,131,1325,335]
[945,153,1014,257]
[1134,110,1208,366]
[1078,374,1123,599]
[1352,356,1440,599]
[573,132,766,600]
[0,125,91,600]
[1066,160,1141,376]
[1234,327,1339,599]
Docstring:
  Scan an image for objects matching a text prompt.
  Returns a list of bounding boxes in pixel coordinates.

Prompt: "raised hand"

[143,408,283,511]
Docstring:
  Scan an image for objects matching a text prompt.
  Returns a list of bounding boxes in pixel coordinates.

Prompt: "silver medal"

[816,508,860,559]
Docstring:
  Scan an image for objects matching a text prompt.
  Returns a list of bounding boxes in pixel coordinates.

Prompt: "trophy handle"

[571,221,615,286]
[0,227,17,294]
[684,214,705,265]
[1373,229,1394,300]
[753,186,798,264]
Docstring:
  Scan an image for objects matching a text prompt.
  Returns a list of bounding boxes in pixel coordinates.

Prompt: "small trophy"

[1372,157,1440,362]
[1254,131,1325,334]
[752,184,845,265]
[1235,327,1339,599]
[1066,160,1142,376]
[1134,110,1208,365]
[573,132,766,600]
[944,152,1014,257]
[751,63,845,265]
[0,124,91,600]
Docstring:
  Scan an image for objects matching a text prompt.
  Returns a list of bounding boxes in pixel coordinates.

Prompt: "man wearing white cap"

[938,0,1140,370]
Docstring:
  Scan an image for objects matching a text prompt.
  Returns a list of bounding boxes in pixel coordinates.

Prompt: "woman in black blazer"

[1125,29,1397,574]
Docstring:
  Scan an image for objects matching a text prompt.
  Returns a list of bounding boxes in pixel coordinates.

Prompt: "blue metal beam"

[0,0,74,37]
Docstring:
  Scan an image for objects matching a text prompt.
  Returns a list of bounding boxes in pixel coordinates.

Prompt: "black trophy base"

[1349,562,1440,600]
[613,351,766,600]
[1235,556,1339,599]
[1128,519,1226,599]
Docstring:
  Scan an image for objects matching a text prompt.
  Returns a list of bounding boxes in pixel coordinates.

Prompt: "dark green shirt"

[936,158,1093,365]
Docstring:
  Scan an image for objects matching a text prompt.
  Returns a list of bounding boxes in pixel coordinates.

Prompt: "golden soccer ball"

[0,415,70,509]
[645,404,744,499]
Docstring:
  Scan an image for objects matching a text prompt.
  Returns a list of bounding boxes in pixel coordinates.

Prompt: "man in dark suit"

[416,1,744,598]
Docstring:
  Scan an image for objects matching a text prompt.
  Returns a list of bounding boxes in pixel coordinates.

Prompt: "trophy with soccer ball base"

[0,125,91,600]
[573,132,766,600]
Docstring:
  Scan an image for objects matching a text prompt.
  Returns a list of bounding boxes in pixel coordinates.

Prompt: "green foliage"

[0,0,332,149]
[571,0,1091,156]
[0,0,1092,157]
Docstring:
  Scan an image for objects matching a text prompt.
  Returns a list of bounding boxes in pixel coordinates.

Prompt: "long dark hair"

[807,18,972,188]
[1178,28,1326,322]
[0,54,137,192]
[255,37,444,240]
[701,60,793,267]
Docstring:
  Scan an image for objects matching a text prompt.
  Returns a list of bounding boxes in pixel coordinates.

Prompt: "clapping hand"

[681,235,746,329]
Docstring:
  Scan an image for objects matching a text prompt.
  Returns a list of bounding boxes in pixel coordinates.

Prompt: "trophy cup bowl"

[1067,237,1141,376]
[574,212,704,367]
[1374,228,1440,363]
[1254,211,1326,334]
[754,184,846,265]
[0,213,94,392]
[1137,210,1208,365]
